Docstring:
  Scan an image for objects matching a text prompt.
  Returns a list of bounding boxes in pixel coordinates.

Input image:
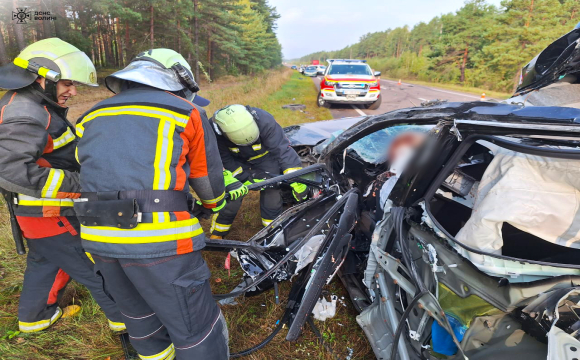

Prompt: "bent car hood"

[283,117,364,147]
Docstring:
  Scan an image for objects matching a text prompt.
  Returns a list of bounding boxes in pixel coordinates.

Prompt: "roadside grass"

[202,67,332,125]
[385,77,512,100]
[0,67,372,359]
[254,70,332,127]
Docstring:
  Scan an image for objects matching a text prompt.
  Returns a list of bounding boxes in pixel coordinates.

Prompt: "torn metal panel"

[548,326,580,360]
[461,314,547,360]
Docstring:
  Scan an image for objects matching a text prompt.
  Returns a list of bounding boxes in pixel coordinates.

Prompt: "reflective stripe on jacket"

[213,107,302,182]
[0,87,81,220]
[76,86,225,258]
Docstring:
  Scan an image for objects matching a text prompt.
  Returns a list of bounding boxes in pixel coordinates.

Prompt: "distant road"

[310,76,485,119]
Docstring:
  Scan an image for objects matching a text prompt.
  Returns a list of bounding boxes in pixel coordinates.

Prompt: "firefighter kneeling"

[209,105,308,238]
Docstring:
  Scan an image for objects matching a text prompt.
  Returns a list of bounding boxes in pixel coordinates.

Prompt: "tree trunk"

[91,36,95,64]
[525,0,534,28]
[207,36,212,79]
[35,21,43,41]
[42,0,53,37]
[53,1,67,39]
[91,34,97,65]
[193,0,199,81]
[73,11,79,31]
[186,26,192,66]
[115,18,123,66]
[97,22,106,66]
[12,0,26,50]
[79,5,88,38]
[177,19,181,53]
[12,23,25,50]
[0,23,10,65]
[125,21,131,60]
[104,16,114,65]
[150,5,154,48]
[460,46,468,83]
[7,20,15,50]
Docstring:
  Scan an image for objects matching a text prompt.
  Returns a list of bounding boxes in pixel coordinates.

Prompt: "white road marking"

[381,79,481,100]
[351,105,367,116]
[418,98,428,101]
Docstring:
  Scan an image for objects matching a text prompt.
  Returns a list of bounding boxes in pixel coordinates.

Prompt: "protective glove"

[243,176,265,186]
[193,200,214,219]
[224,170,248,201]
[290,182,309,202]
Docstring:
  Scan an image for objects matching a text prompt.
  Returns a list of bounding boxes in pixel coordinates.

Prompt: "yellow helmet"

[213,105,260,146]
[0,38,97,90]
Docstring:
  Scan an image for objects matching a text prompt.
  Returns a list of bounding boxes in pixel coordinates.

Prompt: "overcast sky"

[270,0,504,59]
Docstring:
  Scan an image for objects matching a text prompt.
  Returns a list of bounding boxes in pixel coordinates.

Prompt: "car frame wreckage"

[203,98,580,360]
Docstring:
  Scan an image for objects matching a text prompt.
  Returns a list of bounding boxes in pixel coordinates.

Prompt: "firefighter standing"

[209,105,308,238]
[0,38,124,332]
[75,49,245,360]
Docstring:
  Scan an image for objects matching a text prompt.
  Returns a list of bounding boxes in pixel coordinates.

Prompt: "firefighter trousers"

[212,160,283,236]
[18,231,123,332]
[93,251,229,360]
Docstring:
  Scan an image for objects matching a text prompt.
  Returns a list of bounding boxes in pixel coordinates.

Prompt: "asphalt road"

[310,76,484,119]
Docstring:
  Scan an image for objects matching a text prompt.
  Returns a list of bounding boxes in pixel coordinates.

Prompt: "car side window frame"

[420,133,580,268]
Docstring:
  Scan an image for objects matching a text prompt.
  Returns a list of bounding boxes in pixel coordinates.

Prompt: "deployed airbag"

[456,146,580,254]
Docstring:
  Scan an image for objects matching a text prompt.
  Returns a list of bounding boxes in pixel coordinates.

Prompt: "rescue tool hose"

[229,311,290,358]
[213,188,358,300]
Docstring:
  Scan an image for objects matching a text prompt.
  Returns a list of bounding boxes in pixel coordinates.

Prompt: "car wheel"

[317,92,331,108]
[366,94,382,110]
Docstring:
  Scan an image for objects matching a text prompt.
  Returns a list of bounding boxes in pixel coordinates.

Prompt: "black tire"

[317,92,331,108]
[366,94,382,110]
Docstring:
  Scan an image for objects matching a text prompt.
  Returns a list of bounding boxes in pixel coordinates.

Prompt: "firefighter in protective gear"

[76,49,241,360]
[0,38,124,333]
[210,105,307,238]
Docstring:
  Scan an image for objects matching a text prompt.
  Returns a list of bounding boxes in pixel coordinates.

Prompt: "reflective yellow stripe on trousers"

[139,343,175,360]
[211,214,231,233]
[81,218,204,243]
[19,307,62,333]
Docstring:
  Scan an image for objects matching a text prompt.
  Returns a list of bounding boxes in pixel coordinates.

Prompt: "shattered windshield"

[315,124,432,164]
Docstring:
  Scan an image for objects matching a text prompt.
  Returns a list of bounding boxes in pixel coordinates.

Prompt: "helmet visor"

[105,61,184,94]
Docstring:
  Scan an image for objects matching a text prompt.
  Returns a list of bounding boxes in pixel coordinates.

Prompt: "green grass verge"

[254,70,332,127]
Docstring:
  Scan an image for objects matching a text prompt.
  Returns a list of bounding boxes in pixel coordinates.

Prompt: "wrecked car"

[205,99,580,360]
[322,102,580,360]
